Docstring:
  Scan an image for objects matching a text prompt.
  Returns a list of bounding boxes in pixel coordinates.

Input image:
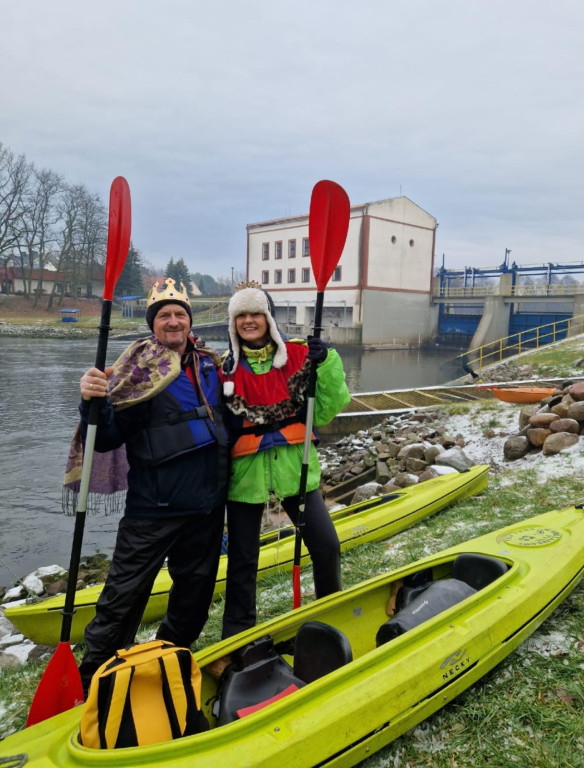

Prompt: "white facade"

[246,196,438,344]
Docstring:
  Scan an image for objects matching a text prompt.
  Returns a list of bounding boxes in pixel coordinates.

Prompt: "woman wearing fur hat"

[219,282,351,638]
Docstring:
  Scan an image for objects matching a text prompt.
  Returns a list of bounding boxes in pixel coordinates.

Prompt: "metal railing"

[457,314,584,371]
[435,283,584,299]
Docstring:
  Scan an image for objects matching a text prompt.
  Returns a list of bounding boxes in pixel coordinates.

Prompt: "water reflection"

[338,345,461,392]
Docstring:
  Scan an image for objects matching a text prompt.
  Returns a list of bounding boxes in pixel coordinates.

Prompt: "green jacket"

[228,347,350,503]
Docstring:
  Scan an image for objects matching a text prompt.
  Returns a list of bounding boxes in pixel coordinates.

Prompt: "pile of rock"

[504,380,584,461]
[0,554,112,668]
[319,409,474,500]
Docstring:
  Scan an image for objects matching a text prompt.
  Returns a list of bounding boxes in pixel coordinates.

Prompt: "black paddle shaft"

[60,299,113,641]
[293,290,324,566]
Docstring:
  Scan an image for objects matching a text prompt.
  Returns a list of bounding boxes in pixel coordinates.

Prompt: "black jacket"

[79,356,228,519]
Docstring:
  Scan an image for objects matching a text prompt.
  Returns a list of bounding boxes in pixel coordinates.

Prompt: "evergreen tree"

[191,271,220,296]
[164,257,176,282]
[174,258,192,293]
[116,242,144,296]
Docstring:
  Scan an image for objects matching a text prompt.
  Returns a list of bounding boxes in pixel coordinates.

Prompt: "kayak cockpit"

[213,623,353,725]
[211,552,509,727]
[376,553,509,645]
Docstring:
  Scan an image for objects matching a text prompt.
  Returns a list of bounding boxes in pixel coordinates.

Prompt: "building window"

[288,239,296,258]
[261,270,269,284]
[275,241,282,259]
[409,239,414,247]
[302,237,310,257]
[302,267,310,283]
[288,269,296,283]
[274,270,282,284]
[262,243,270,260]
[391,235,397,244]
[332,266,342,281]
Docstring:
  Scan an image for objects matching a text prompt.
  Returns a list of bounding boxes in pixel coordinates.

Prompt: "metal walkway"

[341,384,495,416]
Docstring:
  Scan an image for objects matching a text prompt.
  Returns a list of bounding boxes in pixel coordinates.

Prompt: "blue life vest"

[127,359,226,467]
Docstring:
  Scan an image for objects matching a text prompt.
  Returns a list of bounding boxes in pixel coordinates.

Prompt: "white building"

[246,196,439,345]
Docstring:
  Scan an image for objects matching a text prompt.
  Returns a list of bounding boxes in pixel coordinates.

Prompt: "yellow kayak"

[2,504,582,766]
[5,466,489,645]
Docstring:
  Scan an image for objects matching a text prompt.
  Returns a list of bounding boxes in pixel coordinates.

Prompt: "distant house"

[0,262,105,298]
[246,196,439,345]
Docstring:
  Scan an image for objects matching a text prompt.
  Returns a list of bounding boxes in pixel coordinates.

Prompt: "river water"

[0,337,461,587]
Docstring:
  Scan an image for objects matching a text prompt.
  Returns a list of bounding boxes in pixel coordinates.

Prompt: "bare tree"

[77,190,107,297]
[0,144,32,289]
[47,184,85,309]
[47,184,107,308]
[18,167,63,306]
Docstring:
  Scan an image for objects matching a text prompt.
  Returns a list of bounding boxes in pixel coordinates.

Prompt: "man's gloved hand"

[306,335,329,364]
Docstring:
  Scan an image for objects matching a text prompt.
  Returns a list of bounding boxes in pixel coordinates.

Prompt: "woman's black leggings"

[221,490,341,638]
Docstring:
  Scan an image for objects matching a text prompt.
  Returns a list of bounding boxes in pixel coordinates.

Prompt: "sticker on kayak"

[497,527,561,547]
[440,648,471,681]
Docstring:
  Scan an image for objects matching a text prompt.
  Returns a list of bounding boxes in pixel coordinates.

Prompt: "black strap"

[158,657,183,739]
[167,405,209,424]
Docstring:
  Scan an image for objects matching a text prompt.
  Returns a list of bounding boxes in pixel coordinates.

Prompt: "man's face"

[153,303,191,352]
[235,312,270,346]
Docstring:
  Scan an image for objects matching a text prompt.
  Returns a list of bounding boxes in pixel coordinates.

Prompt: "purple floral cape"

[62,336,181,515]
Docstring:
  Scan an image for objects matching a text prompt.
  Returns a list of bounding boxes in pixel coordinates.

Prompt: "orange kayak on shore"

[488,386,556,403]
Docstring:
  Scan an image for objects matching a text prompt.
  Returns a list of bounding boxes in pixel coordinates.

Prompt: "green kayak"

[5,465,489,645]
[2,503,582,766]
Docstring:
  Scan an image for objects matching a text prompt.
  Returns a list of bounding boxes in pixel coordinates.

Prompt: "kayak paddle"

[27,176,131,726]
[293,180,350,609]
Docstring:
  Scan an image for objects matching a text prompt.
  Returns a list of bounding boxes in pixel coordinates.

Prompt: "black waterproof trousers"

[221,490,341,638]
[79,506,224,695]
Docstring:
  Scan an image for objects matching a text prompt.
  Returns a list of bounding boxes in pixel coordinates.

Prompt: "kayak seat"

[213,635,306,726]
[395,568,434,611]
[376,554,509,646]
[451,553,508,590]
[292,621,353,684]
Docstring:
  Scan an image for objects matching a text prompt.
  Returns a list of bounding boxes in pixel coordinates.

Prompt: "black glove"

[306,336,329,364]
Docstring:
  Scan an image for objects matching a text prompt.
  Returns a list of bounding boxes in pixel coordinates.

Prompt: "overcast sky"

[3,1,583,278]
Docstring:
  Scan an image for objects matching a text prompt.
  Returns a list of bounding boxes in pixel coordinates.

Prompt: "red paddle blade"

[103,176,132,301]
[26,641,84,726]
[308,180,350,292]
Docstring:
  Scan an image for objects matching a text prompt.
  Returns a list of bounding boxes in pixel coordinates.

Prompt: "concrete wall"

[469,296,512,349]
[366,199,436,293]
[361,289,438,345]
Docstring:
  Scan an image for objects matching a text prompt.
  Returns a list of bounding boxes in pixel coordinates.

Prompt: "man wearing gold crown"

[71,278,229,694]
[218,281,351,638]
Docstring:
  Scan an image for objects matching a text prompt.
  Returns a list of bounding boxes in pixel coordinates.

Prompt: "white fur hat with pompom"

[223,285,287,384]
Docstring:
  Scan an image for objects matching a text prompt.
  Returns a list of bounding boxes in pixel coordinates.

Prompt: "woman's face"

[235,312,270,346]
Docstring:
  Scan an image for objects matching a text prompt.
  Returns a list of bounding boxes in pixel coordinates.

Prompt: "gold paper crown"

[147,277,191,308]
[234,279,262,292]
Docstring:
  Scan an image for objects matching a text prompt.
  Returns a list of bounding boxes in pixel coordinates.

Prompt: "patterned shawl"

[62,335,200,514]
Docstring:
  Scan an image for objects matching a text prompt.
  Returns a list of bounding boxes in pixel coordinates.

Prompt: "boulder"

[549,418,580,434]
[528,413,559,429]
[519,404,541,430]
[350,483,382,504]
[526,428,551,448]
[424,444,444,463]
[434,446,473,472]
[393,472,419,488]
[566,401,584,422]
[542,432,579,455]
[568,381,584,401]
[22,573,44,596]
[504,435,532,461]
